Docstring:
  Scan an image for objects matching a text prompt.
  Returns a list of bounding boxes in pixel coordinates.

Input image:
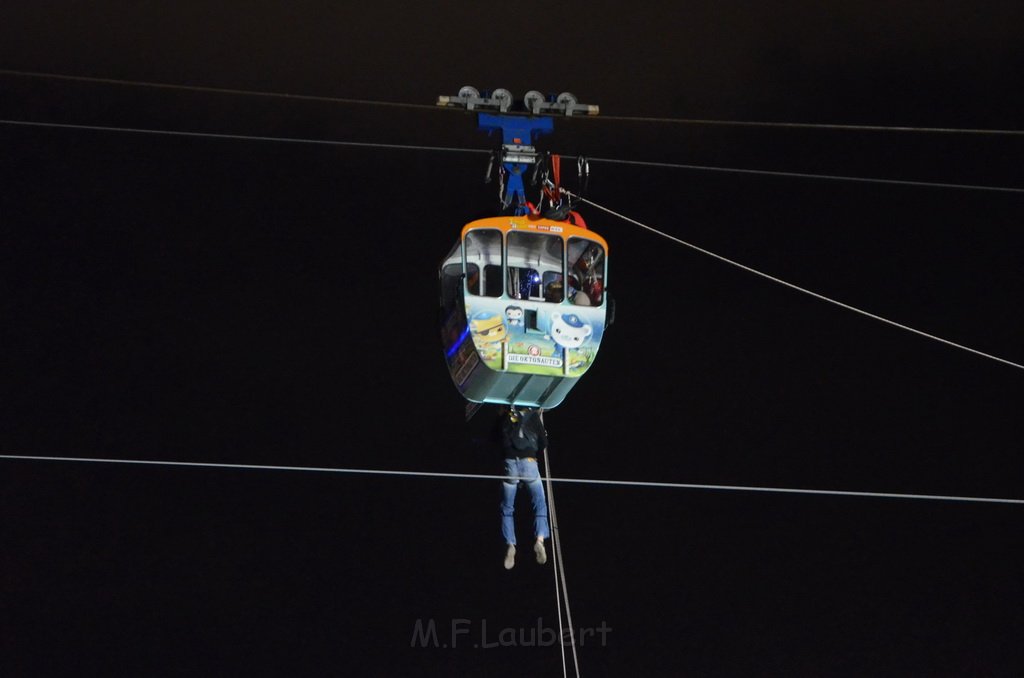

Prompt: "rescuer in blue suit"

[499,406,550,569]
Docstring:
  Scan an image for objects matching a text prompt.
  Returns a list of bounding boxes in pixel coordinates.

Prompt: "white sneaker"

[534,540,547,565]
[504,544,516,570]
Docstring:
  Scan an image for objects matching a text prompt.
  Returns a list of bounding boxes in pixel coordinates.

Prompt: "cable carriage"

[437,88,610,410]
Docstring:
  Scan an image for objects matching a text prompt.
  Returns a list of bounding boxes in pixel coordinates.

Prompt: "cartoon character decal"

[548,313,593,349]
[505,305,524,327]
[469,311,507,365]
[547,313,595,375]
[465,302,602,377]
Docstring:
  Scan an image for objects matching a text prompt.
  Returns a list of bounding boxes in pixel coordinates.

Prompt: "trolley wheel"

[492,88,513,112]
[523,90,544,113]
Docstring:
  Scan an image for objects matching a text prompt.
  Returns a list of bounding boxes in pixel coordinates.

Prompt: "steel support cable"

[0,68,438,111]
[0,118,488,155]
[3,118,1021,195]
[3,68,1022,137]
[564,190,1024,373]
[596,113,1024,137]
[3,122,1022,370]
[2,455,1022,505]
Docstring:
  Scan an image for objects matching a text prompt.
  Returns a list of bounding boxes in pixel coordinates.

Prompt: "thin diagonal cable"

[566,190,1024,372]
[2,455,1021,505]
[0,118,489,155]
[4,68,1022,137]
[586,156,1024,194]
[2,119,1020,195]
[0,68,438,111]
[543,443,581,678]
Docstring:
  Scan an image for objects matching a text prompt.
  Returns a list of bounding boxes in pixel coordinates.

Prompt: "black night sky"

[2,3,1023,676]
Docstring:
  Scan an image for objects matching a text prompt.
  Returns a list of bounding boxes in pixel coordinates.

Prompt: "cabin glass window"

[507,231,564,302]
[567,238,606,306]
[464,229,503,297]
[439,240,464,309]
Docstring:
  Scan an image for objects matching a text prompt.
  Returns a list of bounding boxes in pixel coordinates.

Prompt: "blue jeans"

[501,457,550,545]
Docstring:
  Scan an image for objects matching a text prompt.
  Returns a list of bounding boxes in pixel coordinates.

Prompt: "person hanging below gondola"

[499,406,550,569]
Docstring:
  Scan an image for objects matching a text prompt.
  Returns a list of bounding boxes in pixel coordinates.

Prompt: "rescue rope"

[541,420,581,677]
[2,455,1021,505]
[551,536,568,678]
[544,447,569,678]
[564,191,1024,373]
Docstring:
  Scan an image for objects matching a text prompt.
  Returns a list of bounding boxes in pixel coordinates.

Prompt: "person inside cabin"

[568,274,591,306]
[544,277,564,303]
[498,405,550,569]
[585,276,603,305]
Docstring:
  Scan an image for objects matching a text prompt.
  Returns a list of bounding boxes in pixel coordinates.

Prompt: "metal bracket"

[477,114,555,213]
[438,87,598,214]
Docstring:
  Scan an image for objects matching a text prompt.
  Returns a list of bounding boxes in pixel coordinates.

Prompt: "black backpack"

[506,410,541,452]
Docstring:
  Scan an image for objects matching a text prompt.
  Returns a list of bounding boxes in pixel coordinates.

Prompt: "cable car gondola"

[437,89,610,410]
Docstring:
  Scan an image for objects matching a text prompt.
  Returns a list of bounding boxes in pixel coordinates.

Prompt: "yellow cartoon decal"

[470,312,508,363]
